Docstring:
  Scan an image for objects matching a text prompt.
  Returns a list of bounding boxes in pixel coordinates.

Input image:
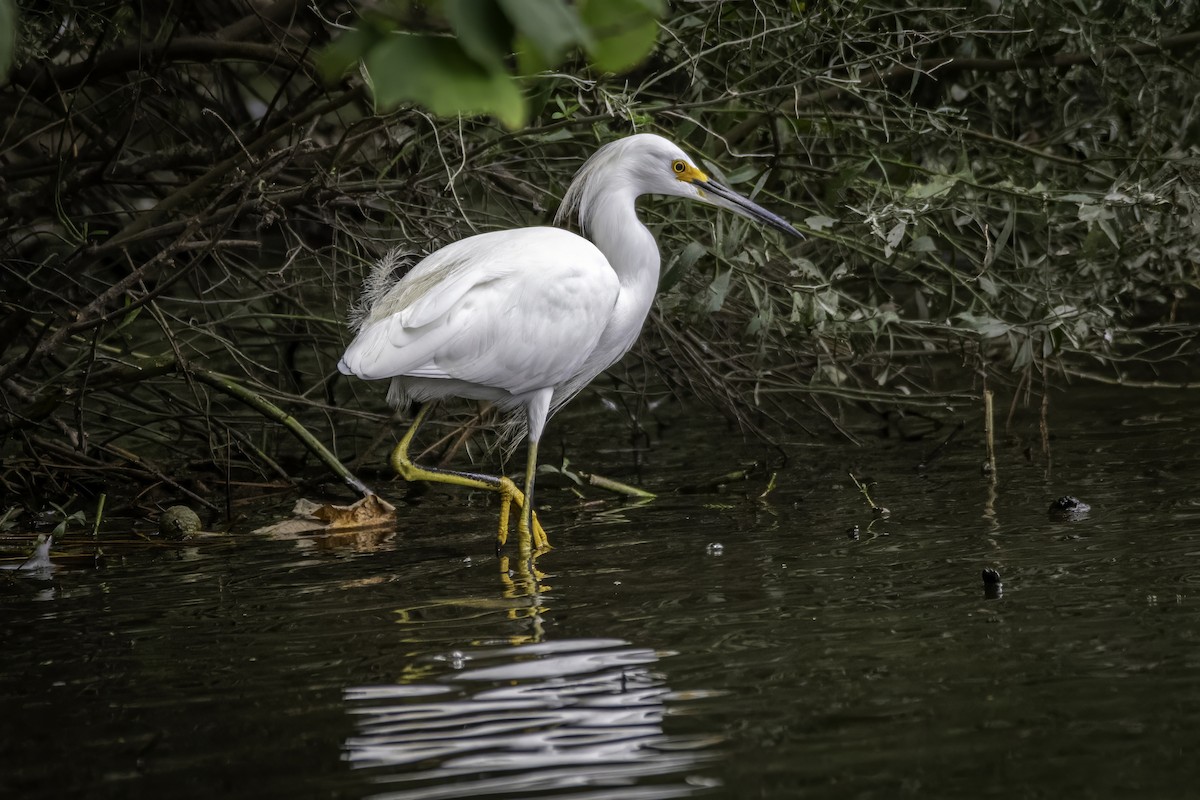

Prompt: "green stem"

[187,364,373,498]
[92,493,106,537]
[576,471,657,499]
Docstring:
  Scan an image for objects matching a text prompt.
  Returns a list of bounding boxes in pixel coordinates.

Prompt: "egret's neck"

[584,187,660,311]
[545,157,666,408]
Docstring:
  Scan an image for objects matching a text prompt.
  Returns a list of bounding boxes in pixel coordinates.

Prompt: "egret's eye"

[672,160,687,174]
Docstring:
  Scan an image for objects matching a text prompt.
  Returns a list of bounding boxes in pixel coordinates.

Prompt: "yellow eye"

[672,158,708,184]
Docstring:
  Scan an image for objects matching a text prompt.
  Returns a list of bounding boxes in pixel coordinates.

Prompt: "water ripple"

[345,638,719,799]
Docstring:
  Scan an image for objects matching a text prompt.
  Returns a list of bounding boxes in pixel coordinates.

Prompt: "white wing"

[339,227,619,397]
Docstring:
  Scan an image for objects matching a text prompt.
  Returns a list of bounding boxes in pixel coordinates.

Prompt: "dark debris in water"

[0,524,234,572]
[982,567,1003,599]
[1048,495,1092,520]
[158,505,202,540]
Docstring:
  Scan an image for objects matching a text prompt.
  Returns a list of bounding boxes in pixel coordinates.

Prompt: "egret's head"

[556,133,803,239]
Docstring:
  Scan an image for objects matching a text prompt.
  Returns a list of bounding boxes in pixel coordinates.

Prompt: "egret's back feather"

[347,247,417,334]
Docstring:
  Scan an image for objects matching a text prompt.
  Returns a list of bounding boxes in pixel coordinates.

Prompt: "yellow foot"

[496,476,550,553]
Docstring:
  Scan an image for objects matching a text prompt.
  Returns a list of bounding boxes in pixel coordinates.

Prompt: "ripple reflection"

[344,638,719,800]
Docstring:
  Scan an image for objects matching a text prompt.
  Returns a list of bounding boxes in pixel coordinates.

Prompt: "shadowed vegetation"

[2,0,1198,518]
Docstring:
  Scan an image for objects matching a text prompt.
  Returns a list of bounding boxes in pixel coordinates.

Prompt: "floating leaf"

[255,495,397,538]
[312,494,397,528]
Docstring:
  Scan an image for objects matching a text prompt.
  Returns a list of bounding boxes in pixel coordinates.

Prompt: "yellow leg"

[517,437,549,551]
[390,405,550,552]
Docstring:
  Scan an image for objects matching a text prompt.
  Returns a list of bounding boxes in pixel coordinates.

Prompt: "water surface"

[3,387,1199,798]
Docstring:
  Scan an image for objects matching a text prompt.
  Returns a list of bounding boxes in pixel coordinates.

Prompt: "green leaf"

[514,32,550,75]
[1012,336,1033,371]
[0,0,15,80]
[499,0,590,65]
[1077,202,1115,225]
[579,0,664,73]
[791,257,824,280]
[316,25,386,81]
[705,268,733,313]
[805,214,837,232]
[909,235,937,253]
[678,240,708,270]
[445,0,512,71]
[364,34,527,129]
[883,220,906,257]
[725,165,759,184]
[661,241,707,293]
[904,172,959,199]
[1097,218,1119,248]
[956,312,1009,338]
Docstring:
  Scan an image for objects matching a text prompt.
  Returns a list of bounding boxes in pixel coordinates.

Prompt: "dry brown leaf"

[312,493,397,528]
[254,494,397,539]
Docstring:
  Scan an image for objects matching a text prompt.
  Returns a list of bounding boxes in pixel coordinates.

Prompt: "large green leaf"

[316,25,386,81]
[579,0,664,73]
[513,32,549,77]
[445,0,512,71]
[0,0,16,80]
[364,34,526,129]
[498,0,591,65]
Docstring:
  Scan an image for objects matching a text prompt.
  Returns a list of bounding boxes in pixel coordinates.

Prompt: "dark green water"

[3,388,1200,798]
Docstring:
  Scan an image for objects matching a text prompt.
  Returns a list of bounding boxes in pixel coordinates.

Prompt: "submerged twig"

[849,472,890,519]
[983,389,997,479]
[574,470,657,499]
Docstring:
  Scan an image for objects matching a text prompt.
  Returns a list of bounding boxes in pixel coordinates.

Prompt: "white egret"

[339,133,801,551]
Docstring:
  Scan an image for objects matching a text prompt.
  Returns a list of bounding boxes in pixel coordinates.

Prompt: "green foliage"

[366,33,528,129]
[318,0,665,128]
[2,0,1200,506]
[578,0,663,73]
[0,0,15,79]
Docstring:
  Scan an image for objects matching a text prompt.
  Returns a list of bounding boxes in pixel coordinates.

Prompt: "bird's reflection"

[343,637,720,799]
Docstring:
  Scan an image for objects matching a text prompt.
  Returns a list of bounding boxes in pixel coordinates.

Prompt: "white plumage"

[339,133,801,549]
[341,227,615,424]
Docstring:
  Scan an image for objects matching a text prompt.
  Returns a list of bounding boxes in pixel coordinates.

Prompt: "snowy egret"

[339,133,801,551]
